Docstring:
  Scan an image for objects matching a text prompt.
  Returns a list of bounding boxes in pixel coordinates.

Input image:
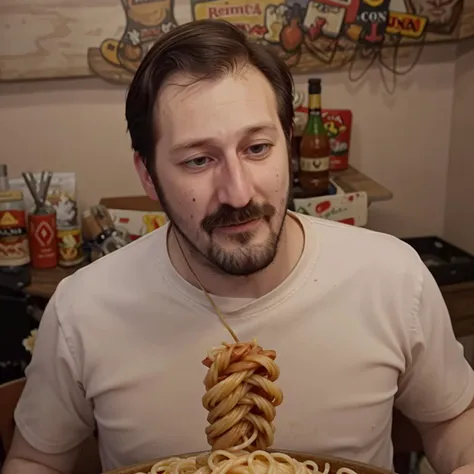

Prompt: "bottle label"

[29,213,58,268]
[308,94,321,112]
[0,209,30,265]
[299,156,330,172]
[57,227,84,266]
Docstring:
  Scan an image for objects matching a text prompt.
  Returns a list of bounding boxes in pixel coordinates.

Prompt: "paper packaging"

[294,180,368,227]
[107,209,168,240]
[9,172,78,229]
[98,196,168,241]
[321,109,353,171]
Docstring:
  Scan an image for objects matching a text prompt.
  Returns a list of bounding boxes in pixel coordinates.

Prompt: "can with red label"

[28,210,58,268]
[0,191,30,267]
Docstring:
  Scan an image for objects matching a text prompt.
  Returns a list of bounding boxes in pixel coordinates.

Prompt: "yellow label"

[308,94,321,110]
[362,0,384,7]
[0,190,23,203]
[142,213,168,233]
[0,212,18,226]
[194,0,284,32]
[299,156,330,172]
[386,12,427,39]
[57,228,83,263]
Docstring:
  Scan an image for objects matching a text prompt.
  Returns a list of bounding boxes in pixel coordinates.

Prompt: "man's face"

[407,0,461,33]
[151,66,290,276]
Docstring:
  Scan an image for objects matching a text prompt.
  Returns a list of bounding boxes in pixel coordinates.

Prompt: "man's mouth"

[215,218,262,233]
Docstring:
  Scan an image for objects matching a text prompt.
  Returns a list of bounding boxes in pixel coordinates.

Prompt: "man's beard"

[153,181,289,276]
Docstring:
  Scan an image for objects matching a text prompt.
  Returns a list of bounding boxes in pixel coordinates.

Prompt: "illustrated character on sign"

[264,4,289,43]
[324,117,347,137]
[100,0,178,73]
[406,0,462,34]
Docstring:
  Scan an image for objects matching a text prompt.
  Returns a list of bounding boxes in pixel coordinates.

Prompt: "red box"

[321,109,353,171]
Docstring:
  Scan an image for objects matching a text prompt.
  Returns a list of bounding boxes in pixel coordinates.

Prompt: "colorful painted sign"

[82,0,472,83]
[0,0,472,82]
[89,0,178,82]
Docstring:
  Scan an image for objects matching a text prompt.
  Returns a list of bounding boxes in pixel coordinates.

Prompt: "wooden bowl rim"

[103,449,392,474]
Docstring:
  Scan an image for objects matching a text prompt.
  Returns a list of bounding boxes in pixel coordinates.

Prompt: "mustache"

[201,201,276,234]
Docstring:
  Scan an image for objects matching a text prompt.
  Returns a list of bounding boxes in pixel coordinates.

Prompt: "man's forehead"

[154,69,280,142]
[157,66,273,102]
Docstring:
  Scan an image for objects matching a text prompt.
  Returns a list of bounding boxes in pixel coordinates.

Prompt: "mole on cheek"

[192,198,196,202]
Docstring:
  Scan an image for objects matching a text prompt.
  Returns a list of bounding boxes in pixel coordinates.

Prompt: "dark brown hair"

[125,19,295,173]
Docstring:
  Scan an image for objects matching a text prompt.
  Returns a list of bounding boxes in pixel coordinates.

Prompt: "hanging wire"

[346,32,426,94]
[379,35,426,75]
[348,44,379,83]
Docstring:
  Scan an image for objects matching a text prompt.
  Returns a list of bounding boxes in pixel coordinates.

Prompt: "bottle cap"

[308,78,322,94]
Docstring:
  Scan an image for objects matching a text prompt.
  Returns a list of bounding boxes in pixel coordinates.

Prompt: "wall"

[443,39,474,364]
[444,38,474,256]
[0,43,457,238]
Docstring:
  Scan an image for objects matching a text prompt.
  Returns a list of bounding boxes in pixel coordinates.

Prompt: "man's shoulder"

[300,214,425,278]
[300,216,431,336]
[53,226,169,316]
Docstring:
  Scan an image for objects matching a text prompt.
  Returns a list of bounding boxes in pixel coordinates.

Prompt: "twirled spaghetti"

[201,340,283,451]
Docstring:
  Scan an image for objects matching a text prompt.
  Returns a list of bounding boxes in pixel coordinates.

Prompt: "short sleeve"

[14,282,95,454]
[395,261,474,423]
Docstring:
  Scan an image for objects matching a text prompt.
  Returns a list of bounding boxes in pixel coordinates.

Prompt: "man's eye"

[184,157,211,169]
[247,144,271,156]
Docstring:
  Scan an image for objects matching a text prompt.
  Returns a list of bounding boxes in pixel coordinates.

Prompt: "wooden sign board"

[0,0,473,83]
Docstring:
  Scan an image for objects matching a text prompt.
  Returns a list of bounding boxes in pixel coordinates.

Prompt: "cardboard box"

[108,209,168,240]
[99,196,168,240]
[99,186,367,241]
[293,181,368,226]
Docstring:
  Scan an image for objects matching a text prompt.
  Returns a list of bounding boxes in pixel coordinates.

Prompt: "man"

[3,19,474,474]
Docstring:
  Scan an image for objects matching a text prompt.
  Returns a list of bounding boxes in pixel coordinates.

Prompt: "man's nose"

[216,156,254,208]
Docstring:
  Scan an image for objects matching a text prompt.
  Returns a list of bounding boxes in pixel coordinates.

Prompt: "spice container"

[82,205,130,260]
[0,165,30,267]
[57,226,85,267]
[28,209,58,268]
[23,171,58,269]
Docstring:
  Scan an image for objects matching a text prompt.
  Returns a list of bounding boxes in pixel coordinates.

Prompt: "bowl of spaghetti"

[104,449,392,474]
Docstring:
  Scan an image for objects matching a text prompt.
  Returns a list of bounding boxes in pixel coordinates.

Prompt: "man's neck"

[167,213,305,299]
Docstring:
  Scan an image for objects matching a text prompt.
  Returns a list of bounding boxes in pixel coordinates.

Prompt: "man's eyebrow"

[170,123,278,153]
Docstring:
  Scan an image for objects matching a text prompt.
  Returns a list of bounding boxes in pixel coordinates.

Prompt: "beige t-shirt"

[15,213,474,472]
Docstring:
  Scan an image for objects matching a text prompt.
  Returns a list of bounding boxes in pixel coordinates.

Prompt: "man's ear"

[133,152,158,201]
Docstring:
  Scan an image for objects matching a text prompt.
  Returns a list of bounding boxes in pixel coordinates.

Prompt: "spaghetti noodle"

[201,340,283,451]
[138,450,359,474]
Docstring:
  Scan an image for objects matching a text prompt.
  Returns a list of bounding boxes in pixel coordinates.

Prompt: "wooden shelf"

[330,166,393,204]
[27,264,86,300]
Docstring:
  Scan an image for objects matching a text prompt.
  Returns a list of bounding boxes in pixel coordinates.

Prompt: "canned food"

[57,227,85,267]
